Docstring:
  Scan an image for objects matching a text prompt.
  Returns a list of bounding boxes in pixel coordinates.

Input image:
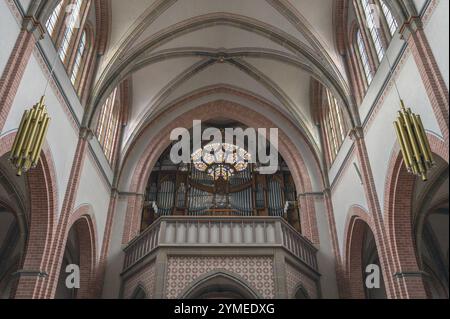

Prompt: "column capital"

[393,271,429,279]
[110,188,119,198]
[12,269,48,278]
[79,127,94,141]
[22,15,45,40]
[399,16,423,40]
[349,126,364,141]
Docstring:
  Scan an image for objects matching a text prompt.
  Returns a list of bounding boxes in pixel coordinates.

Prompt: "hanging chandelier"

[191,143,251,181]
[394,100,434,181]
[9,96,51,176]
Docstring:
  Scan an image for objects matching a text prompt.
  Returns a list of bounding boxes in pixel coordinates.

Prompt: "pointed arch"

[0,132,58,299]
[383,133,448,299]
[179,270,261,299]
[343,206,373,299]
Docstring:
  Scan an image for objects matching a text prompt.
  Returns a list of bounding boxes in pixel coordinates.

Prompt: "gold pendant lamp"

[9,96,51,176]
[393,100,434,181]
[384,48,435,182]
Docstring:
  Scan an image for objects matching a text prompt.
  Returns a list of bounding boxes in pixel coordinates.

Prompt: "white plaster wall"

[314,197,339,299]
[3,53,80,216]
[133,0,310,51]
[365,54,441,214]
[424,0,449,89]
[0,0,20,77]
[331,153,369,258]
[155,25,293,55]
[74,153,111,246]
[102,196,127,299]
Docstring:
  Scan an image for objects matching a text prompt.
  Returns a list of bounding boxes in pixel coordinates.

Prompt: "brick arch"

[121,99,320,244]
[57,204,98,299]
[0,132,58,299]
[343,205,373,299]
[383,133,448,299]
[334,0,349,55]
[179,270,262,299]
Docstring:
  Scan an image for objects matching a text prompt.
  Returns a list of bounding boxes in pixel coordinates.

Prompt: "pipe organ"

[141,150,301,232]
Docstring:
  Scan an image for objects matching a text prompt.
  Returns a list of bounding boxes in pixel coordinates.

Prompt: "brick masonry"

[0,132,57,299]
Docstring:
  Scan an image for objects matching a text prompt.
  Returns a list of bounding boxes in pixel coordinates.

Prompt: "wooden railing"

[123,217,318,272]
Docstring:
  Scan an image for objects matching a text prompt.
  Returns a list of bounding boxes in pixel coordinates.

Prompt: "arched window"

[360,0,385,62]
[70,30,86,85]
[356,29,374,85]
[45,0,93,99]
[58,0,84,62]
[322,89,348,164]
[349,0,399,99]
[380,0,399,36]
[45,1,63,37]
[95,87,121,164]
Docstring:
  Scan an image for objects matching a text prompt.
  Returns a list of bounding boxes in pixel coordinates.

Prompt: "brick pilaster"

[350,127,398,299]
[0,17,44,132]
[401,17,449,149]
[123,194,145,244]
[38,128,92,298]
[323,190,349,298]
[297,194,320,245]
[94,190,118,297]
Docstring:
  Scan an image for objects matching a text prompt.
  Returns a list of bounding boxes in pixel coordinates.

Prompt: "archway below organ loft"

[180,271,261,299]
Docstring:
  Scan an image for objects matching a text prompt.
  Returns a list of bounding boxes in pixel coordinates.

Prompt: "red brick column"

[297,194,320,245]
[0,17,43,132]
[324,190,349,298]
[383,134,448,299]
[123,194,144,244]
[1,133,58,299]
[401,18,449,149]
[350,127,398,299]
[94,191,118,297]
[38,128,92,299]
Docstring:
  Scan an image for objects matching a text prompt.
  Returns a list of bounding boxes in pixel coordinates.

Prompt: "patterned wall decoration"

[123,261,156,299]
[166,256,275,299]
[285,262,318,299]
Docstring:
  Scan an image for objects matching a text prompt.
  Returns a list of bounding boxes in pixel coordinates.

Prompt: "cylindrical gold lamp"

[9,96,51,176]
[393,101,434,181]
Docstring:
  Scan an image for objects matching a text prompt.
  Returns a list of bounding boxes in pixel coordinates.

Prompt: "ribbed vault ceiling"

[90,0,352,162]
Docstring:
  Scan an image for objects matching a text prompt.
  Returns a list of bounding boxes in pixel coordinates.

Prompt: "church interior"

[0,0,448,299]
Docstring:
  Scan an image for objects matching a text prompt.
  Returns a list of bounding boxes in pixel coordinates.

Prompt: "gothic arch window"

[360,0,385,62]
[356,29,374,85]
[321,88,349,165]
[350,0,399,97]
[380,0,399,37]
[70,30,86,85]
[95,87,122,165]
[45,0,92,97]
[45,1,64,38]
[57,0,87,63]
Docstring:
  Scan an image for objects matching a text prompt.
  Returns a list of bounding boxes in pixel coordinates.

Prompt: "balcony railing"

[123,217,318,272]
